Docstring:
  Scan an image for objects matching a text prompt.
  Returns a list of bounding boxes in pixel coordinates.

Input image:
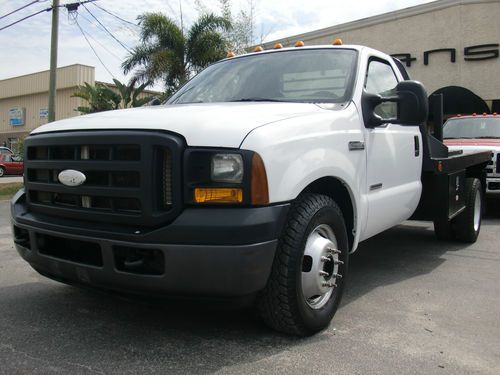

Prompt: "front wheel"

[257,194,349,336]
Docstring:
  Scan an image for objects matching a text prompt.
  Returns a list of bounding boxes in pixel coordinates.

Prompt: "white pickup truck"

[11,44,490,336]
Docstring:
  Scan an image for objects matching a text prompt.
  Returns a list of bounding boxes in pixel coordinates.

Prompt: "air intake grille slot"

[24,131,183,227]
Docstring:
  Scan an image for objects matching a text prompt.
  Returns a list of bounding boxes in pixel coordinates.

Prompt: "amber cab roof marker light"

[295,40,305,47]
[274,43,283,49]
[226,51,236,58]
[253,46,264,52]
[332,38,343,45]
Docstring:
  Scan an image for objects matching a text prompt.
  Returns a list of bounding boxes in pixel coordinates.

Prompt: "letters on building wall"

[391,43,499,67]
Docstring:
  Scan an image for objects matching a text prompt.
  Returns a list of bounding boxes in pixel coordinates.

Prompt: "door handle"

[348,141,365,151]
[414,136,420,157]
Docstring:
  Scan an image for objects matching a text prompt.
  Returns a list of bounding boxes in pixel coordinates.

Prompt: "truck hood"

[32,102,326,148]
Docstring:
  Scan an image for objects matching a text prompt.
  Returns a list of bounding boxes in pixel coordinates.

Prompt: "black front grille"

[24,131,184,227]
[496,153,500,174]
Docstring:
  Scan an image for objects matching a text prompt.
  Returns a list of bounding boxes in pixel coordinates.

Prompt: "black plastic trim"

[24,130,186,227]
[12,191,290,246]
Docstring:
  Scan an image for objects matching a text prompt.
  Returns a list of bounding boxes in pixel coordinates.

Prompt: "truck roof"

[447,114,499,121]
[221,44,381,62]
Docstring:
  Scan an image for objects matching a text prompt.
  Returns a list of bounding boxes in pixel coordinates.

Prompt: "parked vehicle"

[11,44,490,336]
[0,146,13,155]
[0,154,23,176]
[444,114,500,197]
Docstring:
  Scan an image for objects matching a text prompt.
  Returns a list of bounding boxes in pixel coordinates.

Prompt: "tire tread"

[258,193,345,336]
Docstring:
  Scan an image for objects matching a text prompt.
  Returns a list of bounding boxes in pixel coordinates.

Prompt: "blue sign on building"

[9,107,25,126]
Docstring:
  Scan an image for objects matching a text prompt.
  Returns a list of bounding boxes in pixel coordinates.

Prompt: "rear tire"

[257,194,349,336]
[0,167,5,177]
[454,178,482,243]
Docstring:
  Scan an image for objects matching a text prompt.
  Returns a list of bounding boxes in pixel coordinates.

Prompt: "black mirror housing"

[362,80,428,128]
[395,80,428,125]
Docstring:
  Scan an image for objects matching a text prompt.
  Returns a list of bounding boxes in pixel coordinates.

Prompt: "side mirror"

[396,80,428,125]
[362,80,428,128]
[149,97,162,106]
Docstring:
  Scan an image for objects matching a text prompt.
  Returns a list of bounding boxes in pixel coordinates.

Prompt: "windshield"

[443,117,500,139]
[168,49,358,104]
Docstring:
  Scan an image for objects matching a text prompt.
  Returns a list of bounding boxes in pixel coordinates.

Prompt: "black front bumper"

[12,190,290,297]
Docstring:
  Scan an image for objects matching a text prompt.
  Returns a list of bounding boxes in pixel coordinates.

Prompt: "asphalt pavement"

[0,200,499,374]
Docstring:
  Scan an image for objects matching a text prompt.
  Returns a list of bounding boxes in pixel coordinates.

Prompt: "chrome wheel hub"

[301,224,342,309]
[473,192,481,232]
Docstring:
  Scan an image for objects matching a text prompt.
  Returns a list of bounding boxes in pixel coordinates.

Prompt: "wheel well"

[302,177,355,250]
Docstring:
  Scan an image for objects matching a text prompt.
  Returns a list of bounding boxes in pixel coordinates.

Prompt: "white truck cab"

[11,45,490,336]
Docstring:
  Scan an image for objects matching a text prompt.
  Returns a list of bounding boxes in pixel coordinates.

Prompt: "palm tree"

[72,79,153,114]
[122,13,231,95]
[72,82,121,114]
[112,78,153,108]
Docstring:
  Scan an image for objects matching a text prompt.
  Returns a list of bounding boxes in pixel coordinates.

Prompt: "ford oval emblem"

[58,169,86,187]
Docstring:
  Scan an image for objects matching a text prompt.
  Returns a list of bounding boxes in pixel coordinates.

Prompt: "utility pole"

[48,0,59,123]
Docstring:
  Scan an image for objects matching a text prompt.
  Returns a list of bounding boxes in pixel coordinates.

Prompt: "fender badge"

[58,169,86,187]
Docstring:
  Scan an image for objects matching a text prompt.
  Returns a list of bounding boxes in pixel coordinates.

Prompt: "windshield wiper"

[229,97,286,102]
[475,136,500,139]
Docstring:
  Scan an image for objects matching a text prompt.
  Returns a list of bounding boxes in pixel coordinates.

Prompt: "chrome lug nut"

[319,270,329,277]
[327,247,341,254]
[322,282,337,288]
[320,256,331,262]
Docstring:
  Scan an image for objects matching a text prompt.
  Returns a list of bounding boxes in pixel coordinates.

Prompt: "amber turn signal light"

[251,153,269,205]
[194,188,243,204]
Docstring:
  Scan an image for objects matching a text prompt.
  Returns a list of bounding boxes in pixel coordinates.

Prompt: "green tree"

[122,12,231,95]
[72,80,153,114]
[218,0,254,54]
[72,82,121,114]
[112,78,153,108]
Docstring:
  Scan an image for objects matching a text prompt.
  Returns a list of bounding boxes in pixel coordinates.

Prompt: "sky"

[0,0,435,89]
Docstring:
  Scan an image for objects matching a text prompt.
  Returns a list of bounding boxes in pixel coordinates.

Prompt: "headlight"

[211,153,243,183]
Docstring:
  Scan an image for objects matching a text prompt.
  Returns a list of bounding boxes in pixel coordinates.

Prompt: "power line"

[72,13,115,79]
[90,2,138,28]
[0,0,98,32]
[0,6,51,31]
[0,0,47,21]
[73,12,123,60]
[81,3,131,52]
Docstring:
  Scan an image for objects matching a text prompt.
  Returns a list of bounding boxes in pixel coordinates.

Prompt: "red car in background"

[443,114,500,197]
[0,153,23,177]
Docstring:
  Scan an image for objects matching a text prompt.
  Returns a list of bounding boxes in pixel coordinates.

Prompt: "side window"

[365,59,399,120]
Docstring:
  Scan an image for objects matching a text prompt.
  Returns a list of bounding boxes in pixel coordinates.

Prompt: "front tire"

[0,167,4,177]
[257,194,349,336]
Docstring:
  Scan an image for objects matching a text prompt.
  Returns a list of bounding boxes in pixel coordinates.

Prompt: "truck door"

[361,58,423,240]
